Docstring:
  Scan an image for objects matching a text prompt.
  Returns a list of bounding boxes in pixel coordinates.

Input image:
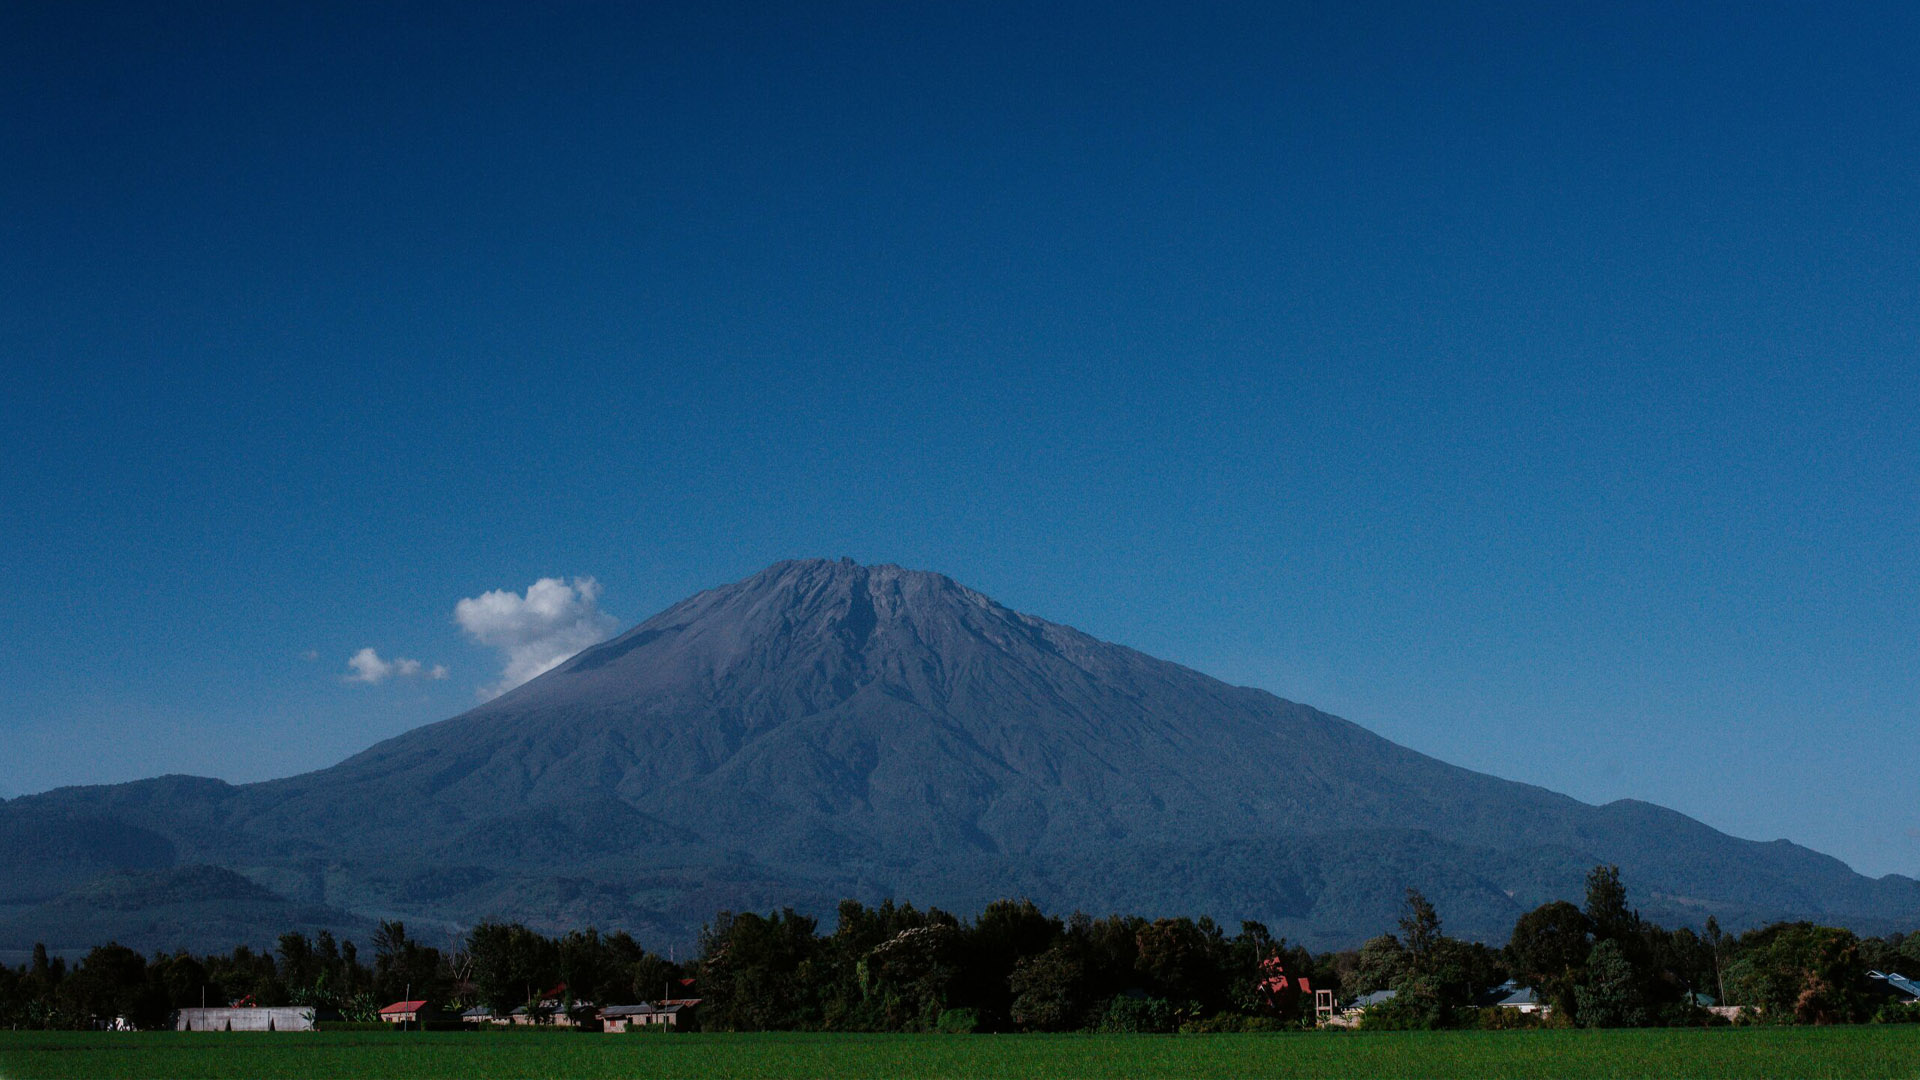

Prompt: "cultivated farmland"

[2,1028,1919,1080]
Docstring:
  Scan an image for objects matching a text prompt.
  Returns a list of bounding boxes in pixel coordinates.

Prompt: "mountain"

[2,558,1914,953]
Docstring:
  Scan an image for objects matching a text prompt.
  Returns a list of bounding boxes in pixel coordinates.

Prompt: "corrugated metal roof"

[380,1000,429,1014]
[603,1000,700,1017]
[1871,971,1920,999]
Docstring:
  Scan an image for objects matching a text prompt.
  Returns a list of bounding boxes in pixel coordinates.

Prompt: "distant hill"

[2,558,1914,953]
[0,865,369,955]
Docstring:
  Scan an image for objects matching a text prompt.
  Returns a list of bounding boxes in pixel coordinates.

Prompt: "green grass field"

[1,1027,1916,1080]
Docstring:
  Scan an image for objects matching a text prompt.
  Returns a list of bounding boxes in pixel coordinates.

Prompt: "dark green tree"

[698,909,823,1031]
[1359,892,1493,1029]
[1584,865,1639,942]
[557,929,614,1006]
[1351,934,1410,995]
[1509,899,1590,1018]
[1575,939,1647,1027]
[466,922,559,1015]
[150,952,210,1010]
[1008,945,1085,1031]
[629,949,685,1004]
[861,923,962,1030]
[1399,890,1441,965]
[370,921,448,1005]
[954,898,1060,1029]
[1723,923,1872,1024]
[1133,917,1218,1008]
[58,944,169,1030]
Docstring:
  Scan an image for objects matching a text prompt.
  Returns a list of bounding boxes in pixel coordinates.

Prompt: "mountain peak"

[731,557,974,606]
[513,558,1047,718]
[30,558,1905,954]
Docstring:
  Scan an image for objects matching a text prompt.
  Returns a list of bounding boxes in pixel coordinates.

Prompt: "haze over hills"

[1,558,1914,954]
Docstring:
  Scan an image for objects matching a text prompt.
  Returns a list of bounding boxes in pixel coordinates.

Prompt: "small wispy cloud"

[455,576,618,699]
[344,647,448,685]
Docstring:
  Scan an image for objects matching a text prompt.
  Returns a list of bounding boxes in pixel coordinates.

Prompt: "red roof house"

[379,1000,431,1023]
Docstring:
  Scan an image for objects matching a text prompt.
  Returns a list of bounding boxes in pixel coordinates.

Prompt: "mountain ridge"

[2,558,1913,952]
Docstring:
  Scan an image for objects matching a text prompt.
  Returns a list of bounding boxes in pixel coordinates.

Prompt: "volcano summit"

[2,559,1914,952]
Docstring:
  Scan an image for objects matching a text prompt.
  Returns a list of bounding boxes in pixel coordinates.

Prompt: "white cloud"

[344,647,447,685]
[455,576,618,699]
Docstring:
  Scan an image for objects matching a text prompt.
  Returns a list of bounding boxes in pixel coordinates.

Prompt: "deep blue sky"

[3,1,1916,878]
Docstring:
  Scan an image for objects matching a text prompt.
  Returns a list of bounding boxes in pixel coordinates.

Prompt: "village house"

[1348,989,1396,1011]
[598,1004,652,1033]
[1870,970,1920,1004]
[1318,988,1394,1028]
[509,989,597,1027]
[1483,979,1548,1014]
[600,999,702,1032]
[378,1000,433,1025]
[175,1006,324,1032]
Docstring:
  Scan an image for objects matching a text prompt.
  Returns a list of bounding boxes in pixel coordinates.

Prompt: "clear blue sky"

[3,1,1916,878]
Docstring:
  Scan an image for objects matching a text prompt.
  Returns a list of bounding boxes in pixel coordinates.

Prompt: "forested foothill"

[2,867,1915,1034]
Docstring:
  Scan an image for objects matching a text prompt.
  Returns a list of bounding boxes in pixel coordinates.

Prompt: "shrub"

[1357,996,1440,1031]
[1873,1001,1920,1024]
[1475,1007,1546,1030]
[935,1008,979,1033]
[1098,996,1186,1034]
[1178,1014,1292,1034]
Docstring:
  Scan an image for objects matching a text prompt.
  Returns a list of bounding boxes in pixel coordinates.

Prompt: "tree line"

[4,866,1917,1031]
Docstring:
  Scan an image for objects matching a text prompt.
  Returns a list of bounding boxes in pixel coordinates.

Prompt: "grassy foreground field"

[1,1027,1917,1080]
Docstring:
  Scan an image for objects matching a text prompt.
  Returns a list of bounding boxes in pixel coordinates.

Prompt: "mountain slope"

[2,558,1914,951]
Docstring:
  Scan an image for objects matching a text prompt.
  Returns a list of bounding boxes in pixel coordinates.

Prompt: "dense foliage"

[2,867,1915,1032]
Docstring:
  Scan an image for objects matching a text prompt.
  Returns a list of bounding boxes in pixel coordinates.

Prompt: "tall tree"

[371,920,448,1004]
[1398,890,1442,965]
[1008,945,1084,1031]
[1584,865,1639,942]
[1509,899,1590,1017]
[1575,939,1647,1027]
[466,922,558,1015]
[698,909,822,1031]
[1723,923,1872,1024]
[955,899,1060,1029]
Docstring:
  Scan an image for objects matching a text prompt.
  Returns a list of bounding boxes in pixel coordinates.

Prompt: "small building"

[600,1004,653,1033]
[175,1007,321,1032]
[1348,989,1396,1010]
[1871,971,1920,1003]
[460,1006,506,1026]
[510,998,597,1026]
[601,1000,701,1032]
[655,998,701,1029]
[379,1000,432,1024]
[1320,989,1394,1029]
[505,982,598,1026]
[1484,979,1547,1014]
